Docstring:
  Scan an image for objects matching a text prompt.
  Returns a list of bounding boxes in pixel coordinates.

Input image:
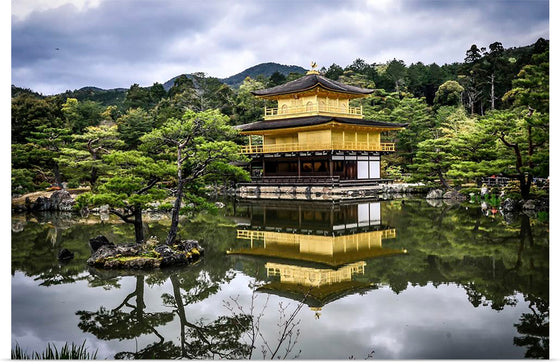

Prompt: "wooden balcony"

[240,141,395,154]
[264,103,362,120]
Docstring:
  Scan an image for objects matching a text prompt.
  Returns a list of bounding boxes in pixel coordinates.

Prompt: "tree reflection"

[76,275,173,345]
[514,296,549,359]
[163,274,252,359]
[75,266,252,359]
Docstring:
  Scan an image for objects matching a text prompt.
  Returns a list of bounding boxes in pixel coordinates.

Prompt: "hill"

[11,85,44,98]
[59,86,128,107]
[161,62,307,91]
[219,62,306,87]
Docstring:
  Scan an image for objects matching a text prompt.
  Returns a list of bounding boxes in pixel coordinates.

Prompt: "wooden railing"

[237,228,397,241]
[264,103,362,120]
[240,141,395,154]
[250,175,341,186]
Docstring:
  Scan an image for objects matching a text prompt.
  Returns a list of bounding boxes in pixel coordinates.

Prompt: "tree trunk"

[53,163,62,187]
[134,205,144,244]
[90,167,98,186]
[437,168,451,189]
[166,179,184,245]
[170,275,187,358]
[135,275,146,321]
[520,173,532,200]
[490,73,495,110]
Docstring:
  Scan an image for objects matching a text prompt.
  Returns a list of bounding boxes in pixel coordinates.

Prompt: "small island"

[87,235,204,270]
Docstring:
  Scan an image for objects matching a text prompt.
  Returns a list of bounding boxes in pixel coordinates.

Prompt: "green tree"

[190,72,235,113]
[324,63,344,80]
[503,51,549,114]
[410,106,479,187]
[61,98,103,133]
[154,75,201,126]
[231,77,267,125]
[11,94,62,143]
[150,82,167,104]
[26,126,73,187]
[124,83,152,110]
[76,150,172,243]
[140,109,248,245]
[100,105,120,124]
[434,80,464,108]
[384,59,408,93]
[116,108,154,148]
[477,108,548,198]
[57,125,124,187]
[267,71,286,87]
[391,97,433,165]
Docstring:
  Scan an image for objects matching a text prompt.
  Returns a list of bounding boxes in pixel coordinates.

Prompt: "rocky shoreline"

[425,187,549,213]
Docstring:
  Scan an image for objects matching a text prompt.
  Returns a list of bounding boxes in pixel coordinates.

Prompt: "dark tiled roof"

[236,115,407,132]
[251,74,373,97]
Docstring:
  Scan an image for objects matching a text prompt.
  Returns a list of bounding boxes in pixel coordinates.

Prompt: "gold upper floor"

[262,88,364,120]
[264,93,363,120]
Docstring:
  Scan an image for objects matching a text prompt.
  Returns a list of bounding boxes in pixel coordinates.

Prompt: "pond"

[11,198,549,359]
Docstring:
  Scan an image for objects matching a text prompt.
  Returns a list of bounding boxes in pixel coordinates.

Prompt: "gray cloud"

[11,0,549,94]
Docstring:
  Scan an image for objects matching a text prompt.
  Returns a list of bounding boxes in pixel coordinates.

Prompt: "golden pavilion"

[237,65,406,186]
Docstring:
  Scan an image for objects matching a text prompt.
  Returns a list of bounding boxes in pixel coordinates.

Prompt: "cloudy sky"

[11,0,549,95]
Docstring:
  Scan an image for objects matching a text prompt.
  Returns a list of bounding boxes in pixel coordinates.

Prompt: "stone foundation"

[237,183,425,201]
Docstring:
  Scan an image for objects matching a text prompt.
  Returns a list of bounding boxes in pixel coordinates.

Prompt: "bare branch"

[135,177,160,195]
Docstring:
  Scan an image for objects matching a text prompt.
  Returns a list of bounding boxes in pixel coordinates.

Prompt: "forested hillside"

[11,38,549,202]
[219,62,307,87]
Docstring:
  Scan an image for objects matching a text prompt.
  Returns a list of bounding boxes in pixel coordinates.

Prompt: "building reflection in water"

[228,200,407,316]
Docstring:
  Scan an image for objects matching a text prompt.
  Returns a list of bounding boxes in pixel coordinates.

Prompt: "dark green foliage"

[434,80,464,108]
[61,98,104,133]
[116,108,154,148]
[230,77,267,125]
[220,62,306,88]
[59,87,127,108]
[57,125,125,187]
[267,71,287,87]
[324,63,344,80]
[124,83,153,110]
[12,94,63,143]
[11,84,44,98]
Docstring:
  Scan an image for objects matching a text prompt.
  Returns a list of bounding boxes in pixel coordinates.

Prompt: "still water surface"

[11,199,549,359]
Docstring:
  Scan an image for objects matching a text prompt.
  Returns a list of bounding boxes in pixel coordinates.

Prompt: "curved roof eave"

[251,74,374,97]
[236,115,408,133]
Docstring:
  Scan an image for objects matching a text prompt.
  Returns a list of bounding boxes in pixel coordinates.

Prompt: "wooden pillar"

[297,155,301,178]
[329,157,334,177]
[262,157,265,177]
